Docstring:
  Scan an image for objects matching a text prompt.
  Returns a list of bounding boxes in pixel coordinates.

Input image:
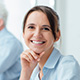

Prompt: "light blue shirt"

[0,28,23,80]
[31,48,80,80]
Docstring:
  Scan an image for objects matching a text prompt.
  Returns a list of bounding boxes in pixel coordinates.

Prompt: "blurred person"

[0,3,23,80]
[20,6,80,80]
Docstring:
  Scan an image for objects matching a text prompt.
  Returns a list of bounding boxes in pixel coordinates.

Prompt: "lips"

[31,40,45,44]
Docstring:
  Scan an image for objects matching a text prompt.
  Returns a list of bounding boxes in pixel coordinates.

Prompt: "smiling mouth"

[31,40,45,44]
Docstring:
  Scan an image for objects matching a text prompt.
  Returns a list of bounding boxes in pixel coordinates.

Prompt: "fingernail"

[22,55,25,58]
[35,56,37,59]
[37,58,40,61]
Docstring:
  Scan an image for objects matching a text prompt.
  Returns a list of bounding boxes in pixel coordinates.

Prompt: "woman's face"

[23,11,56,53]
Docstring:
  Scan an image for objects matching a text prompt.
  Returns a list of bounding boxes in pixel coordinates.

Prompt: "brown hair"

[23,5,60,39]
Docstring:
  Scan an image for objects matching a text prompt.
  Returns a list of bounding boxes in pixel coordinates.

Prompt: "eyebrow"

[26,23,51,28]
[42,25,51,28]
[26,23,35,26]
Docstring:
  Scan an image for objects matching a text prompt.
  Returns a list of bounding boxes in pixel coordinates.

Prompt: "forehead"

[28,11,46,17]
[26,11,50,25]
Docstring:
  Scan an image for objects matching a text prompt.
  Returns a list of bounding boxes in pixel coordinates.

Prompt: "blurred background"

[0,0,80,64]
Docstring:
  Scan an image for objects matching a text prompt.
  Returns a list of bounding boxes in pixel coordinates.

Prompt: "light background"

[0,0,80,64]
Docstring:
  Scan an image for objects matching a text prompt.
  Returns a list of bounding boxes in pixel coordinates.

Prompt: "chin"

[32,48,44,54]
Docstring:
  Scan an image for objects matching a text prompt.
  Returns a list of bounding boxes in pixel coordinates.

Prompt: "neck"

[39,46,54,70]
[0,26,5,31]
[38,46,54,79]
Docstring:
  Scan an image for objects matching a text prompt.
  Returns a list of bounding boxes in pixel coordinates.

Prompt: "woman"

[20,6,80,80]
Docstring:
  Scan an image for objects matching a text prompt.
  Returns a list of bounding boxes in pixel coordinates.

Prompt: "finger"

[23,51,34,62]
[29,50,39,60]
[36,52,45,61]
[40,51,45,57]
[27,53,34,61]
[22,53,31,62]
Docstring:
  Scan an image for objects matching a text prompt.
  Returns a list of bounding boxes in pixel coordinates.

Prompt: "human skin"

[20,11,60,80]
[0,19,5,30]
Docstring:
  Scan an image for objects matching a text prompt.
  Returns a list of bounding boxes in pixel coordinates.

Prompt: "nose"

[33,28,42,38]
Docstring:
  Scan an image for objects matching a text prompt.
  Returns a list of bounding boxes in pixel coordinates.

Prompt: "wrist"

[20,69,32,80]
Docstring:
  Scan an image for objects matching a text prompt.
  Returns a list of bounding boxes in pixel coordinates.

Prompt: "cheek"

[23,29,30,38]
[45,32,54,40]
[23,31,32,44]
[46,33,54,44]
[23,32,29,42]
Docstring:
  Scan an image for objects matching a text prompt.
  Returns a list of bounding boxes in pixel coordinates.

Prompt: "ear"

[54,30,61,42]
[0,19,4,27]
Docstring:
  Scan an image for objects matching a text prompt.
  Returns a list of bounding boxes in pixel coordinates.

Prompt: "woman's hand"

[20,49,44,80]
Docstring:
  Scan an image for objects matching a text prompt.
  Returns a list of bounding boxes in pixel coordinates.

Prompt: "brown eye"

[28,26,34,29]
[43,28,50,31]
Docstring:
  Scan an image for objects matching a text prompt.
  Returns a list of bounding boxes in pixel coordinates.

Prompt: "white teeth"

[32,41,43,44]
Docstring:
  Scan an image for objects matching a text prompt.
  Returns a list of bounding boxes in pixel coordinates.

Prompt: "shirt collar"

[44,48,62,69]
[31,48,62,79]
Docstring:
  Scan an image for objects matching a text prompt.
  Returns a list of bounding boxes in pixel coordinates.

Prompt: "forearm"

[20,69,32,80]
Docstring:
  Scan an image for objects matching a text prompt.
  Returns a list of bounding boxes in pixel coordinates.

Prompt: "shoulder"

[57,55,80,79]
[59,55,79,67]
[3,32,23,51]
[59,55,80,70]
[4,31,22,46]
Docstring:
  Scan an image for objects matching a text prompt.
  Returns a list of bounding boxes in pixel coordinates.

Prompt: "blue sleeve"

[0,38,23,73]
[57,55,80,80]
